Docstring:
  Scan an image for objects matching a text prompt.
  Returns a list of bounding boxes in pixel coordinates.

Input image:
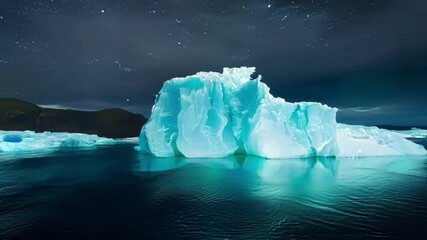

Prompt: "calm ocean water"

[1,139,427,239]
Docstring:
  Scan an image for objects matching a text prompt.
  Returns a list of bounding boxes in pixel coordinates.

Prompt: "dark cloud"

[0,0,426,125]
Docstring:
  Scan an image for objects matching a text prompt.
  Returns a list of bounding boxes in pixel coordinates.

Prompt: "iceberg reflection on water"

[136,153,426,184]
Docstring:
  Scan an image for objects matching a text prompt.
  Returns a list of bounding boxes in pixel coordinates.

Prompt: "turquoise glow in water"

[1,140,427,239]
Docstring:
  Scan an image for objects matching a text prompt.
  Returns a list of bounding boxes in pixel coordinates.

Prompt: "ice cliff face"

[139,67,427,158]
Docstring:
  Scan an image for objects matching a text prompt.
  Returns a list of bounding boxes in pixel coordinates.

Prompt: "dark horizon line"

[1,97,425,130]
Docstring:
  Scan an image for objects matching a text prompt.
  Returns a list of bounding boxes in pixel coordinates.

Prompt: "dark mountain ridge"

[0,98,147,138]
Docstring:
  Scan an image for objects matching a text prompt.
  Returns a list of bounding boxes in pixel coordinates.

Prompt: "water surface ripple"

[1,140,427,239]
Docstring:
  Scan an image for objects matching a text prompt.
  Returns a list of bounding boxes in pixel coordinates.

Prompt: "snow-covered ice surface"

[0,130,115,156]
[139,67,427,158]
[392,128,427,139]
[336,124,426,157]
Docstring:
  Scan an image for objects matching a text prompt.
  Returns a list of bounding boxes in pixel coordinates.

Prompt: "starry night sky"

[0,0,426,125]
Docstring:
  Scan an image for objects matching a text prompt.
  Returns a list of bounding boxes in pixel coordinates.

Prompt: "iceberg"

[139,67,427,158]
[0,130,114,153]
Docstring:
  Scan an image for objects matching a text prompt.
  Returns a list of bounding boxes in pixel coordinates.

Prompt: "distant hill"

[0,98,147,138]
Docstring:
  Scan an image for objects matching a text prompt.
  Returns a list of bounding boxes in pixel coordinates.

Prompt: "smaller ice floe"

[336,124,427,157]
[392,128,427,139]
[0,130,115,153]
[115,137,139,144]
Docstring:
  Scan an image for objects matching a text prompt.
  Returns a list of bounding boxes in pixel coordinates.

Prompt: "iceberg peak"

[139,67,427,158]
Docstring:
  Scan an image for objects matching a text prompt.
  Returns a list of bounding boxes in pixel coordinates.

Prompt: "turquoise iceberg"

[139,67,427,158]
